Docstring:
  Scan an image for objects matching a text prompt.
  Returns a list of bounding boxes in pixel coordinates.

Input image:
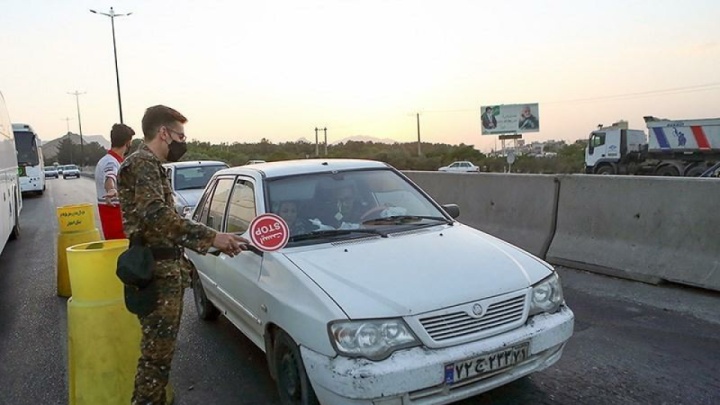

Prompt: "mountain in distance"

[42,132,110,159]
[330,135,397,146]
[292,135,397,146]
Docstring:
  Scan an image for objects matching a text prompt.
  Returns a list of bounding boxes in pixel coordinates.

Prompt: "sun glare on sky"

[2,0,719,152]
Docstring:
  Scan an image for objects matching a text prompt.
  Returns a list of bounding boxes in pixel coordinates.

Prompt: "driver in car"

[328,184,364,228]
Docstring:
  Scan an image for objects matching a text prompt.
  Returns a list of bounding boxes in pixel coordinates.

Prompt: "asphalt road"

[0,177,718,405]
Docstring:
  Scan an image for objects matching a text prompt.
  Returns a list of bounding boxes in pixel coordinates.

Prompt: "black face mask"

[166,140,187,162]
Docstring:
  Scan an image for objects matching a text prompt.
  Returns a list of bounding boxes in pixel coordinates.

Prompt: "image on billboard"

[481,103,540,135]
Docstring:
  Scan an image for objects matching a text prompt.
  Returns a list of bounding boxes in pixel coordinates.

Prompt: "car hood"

[283,224,552,319]
[173,189,203,208]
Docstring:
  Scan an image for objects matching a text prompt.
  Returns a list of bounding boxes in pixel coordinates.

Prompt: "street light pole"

[90,7,132,124]
[68,91,86,167]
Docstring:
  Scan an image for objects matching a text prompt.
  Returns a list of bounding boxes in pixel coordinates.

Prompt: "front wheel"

[273,331,319,405]
[596,165,614,175]
[9,200,20,240]
[191,268,220,321]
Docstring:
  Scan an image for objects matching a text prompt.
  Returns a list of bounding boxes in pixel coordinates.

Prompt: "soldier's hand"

[213,233,249,257]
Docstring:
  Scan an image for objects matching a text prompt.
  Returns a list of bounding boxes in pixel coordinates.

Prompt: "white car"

[438,161,480,173]
[44,167,58,178]
[186,159,573,405]
[62,164,80,179]
[163,160,229,216]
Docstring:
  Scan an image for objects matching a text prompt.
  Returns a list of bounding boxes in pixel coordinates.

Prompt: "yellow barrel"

[67,239,127,301]
[57,203,96,233]
[56,228,102,297]
[66,239,174,405]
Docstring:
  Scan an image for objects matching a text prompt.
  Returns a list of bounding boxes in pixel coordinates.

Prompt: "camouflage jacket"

[117,144,216,268]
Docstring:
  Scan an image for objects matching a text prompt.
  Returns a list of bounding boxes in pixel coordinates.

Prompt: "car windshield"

[266,168,450,244]
[174,165,228,190]
[65,165,78,170]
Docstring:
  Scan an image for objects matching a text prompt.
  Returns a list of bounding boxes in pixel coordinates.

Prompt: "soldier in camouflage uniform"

[118,105,248,405]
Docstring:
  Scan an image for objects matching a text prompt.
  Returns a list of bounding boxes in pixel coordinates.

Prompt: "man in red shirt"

[94,123,135,239]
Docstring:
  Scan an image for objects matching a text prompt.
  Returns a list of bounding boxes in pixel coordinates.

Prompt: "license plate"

[444,342,529,384]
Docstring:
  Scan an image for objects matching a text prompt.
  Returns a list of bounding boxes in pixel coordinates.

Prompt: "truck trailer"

[584,117,720,176]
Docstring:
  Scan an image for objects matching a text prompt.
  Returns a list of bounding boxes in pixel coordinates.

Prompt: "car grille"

[419,294,526,342]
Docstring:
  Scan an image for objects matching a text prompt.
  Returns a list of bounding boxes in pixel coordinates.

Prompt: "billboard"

[481,103,540,135]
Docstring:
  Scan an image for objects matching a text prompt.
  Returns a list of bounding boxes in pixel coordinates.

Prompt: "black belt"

[150,246,183,261]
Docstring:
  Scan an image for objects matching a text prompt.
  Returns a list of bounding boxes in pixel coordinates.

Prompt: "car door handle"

[246,245,264,257]
[208,245,264,257]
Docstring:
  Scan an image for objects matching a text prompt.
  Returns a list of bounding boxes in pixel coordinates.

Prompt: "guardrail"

[80,168,719,291]
[405,172,719,292]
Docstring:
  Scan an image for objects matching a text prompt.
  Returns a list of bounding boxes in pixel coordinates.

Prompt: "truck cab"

[585,121,646,174]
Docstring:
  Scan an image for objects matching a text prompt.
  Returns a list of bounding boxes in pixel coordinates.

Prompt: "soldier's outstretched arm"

[132,160,216,253]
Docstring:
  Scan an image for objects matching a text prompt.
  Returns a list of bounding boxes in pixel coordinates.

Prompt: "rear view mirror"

[441,204,460,219]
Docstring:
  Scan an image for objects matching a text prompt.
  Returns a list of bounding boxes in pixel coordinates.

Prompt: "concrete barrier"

[403,172,559,258]
[546,175,720,291]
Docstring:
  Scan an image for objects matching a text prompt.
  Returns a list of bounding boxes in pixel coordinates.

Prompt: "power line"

[544,82,720,105]
[416,82,720,114]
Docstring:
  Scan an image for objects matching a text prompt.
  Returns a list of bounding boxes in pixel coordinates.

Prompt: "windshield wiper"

[290,228,388,242]
[363,215,452,225]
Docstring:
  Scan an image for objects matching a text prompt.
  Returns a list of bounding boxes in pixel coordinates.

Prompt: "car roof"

[163,160,228,168]
[215,158,391,179]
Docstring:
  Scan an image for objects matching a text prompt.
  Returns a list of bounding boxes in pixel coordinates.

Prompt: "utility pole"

[323,127,327,156]
[68,91,86,167]
[90,7,132,124]
[416,113,422,157]
[61,117,73,134]
[314,127,319,157]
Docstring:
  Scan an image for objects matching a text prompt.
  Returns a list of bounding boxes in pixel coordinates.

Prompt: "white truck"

[584,117,720,176]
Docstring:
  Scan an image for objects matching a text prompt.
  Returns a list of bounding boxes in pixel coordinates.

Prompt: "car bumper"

[301,306,574,405]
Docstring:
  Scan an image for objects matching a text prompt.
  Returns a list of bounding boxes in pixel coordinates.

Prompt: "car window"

[225,179,257,234]
[205,177,234,231]
[266,168,448,243]
[174,164,228,191]
[449,163,459,168]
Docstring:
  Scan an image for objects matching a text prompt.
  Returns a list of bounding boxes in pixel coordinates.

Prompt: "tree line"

[180,138,588,173]
[50,136,588,174]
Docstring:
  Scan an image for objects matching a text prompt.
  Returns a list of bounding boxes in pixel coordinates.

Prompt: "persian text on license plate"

[444,342,529,384]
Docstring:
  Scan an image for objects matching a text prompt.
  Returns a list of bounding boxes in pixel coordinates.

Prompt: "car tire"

[9,198,20,240]
[273,331,319,405]
[191,268,220,321]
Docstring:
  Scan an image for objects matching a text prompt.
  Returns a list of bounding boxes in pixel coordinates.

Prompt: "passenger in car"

[277,201,309,236]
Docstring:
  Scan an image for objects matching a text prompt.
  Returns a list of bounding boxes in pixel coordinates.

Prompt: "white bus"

[12,123,45,195]
[0,92,22,254]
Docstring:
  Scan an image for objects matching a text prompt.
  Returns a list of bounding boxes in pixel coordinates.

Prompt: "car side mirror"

[441,204,460,219]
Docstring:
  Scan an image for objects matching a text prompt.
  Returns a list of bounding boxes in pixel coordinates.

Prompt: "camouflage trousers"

[131,262,184,405]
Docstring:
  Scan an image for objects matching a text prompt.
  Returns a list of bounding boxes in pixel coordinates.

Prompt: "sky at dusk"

[2,0,719,153]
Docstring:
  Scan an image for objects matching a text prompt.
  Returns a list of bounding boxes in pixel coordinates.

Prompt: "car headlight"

[328,318,420,361]
[529,272,564,316]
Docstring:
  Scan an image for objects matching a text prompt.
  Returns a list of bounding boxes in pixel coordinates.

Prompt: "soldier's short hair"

[110,123,135,148]
[141,105,188,141]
